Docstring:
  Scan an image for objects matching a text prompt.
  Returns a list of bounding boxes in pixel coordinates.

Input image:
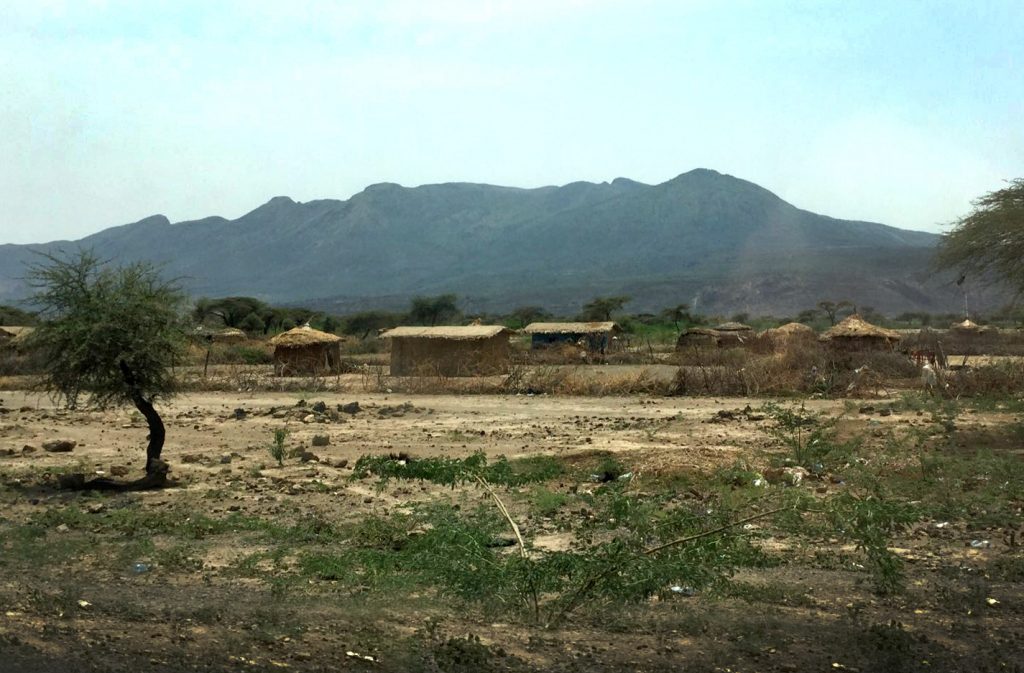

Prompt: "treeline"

[5,293,1023,336]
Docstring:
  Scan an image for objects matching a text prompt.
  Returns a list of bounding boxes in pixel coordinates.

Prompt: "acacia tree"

[408,294,460,326]
[27,251,185,489]
[817,300,853,326]
[936,179,1024,293]
[581,296,630,321]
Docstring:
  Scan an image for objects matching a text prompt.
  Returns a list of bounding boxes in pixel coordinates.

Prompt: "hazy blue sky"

[2,0,1021,244]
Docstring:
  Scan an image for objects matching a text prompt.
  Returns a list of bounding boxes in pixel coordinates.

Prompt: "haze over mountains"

[0,169,985,317]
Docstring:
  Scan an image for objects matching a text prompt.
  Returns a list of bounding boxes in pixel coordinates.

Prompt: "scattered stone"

[334,459,349,469]
[233,408,247,420]
[109,465,130,477]
[219,453,232,464]
[22,445,36,454]
[764,466,808,486]
[181,453,203,463]
[302,414,316,423]
[272,410,289,419]
[43,439,76,453]
[56,523,70,533]
[86,502,105,514]
[339,402,361,414]
[295,399,307,408]
[311,435,330,447]
[298,451,319,463]
[311,401,327,413]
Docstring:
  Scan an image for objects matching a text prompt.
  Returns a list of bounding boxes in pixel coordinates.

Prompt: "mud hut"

[713,321,754,347]
[269,324,343,376]
[522,322,621,353]
[761,322,816,351]
[380,325,512,376]
[675,327,721,350]
[820,314,901,351]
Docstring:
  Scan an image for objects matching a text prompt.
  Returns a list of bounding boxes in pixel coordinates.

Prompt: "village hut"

[950,319,981,334]
[269,324,343,376]
[522,322,621,353]
[712,321,754,347]
[820,314,901,351]
[761,322,816,351]
[675,327,721,350]
[0,326,34,351]
[380,325,512,376]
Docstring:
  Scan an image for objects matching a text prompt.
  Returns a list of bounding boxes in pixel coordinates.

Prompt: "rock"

[334,459,349,469]
[302,414,316,423]
[22,445,36,454]
[272,410,288,419]
[109,465,130,477]
[298,451,319,463]
[233,408,247,420]
[764,466,808,486]
[311,401,327,413]
[219,453,232,464]
[311,435,330,447]
[56,523,70,533]
[86,502,105,514]
[43,439,76,453]
[339,402,361,414]
[181,453,203,463]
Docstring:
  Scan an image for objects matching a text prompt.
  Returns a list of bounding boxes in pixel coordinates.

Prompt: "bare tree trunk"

[119,360,168,483]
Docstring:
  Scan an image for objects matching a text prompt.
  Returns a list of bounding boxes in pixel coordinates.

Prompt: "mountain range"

[0,169,989,317]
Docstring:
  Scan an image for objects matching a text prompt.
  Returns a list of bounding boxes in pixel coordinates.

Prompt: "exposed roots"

[58,459,171,492]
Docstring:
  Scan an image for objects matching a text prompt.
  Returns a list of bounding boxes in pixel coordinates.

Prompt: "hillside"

[0,169,985,316]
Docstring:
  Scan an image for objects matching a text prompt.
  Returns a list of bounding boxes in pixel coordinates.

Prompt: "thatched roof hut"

[675,327,722,350]
[950,319,981,333]
[761,322,816,351]
[522,321,621,352]
[676,322,755,350]
[0,326,34,351]
[380,325,512,376]
[820,314,901,351]
[269,324,343,376]
[712,321,754,347]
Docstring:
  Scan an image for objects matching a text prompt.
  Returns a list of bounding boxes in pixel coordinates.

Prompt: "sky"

[1,0,1022,244]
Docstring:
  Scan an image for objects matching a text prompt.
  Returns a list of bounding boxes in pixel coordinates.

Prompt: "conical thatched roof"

[270,324,342,347]
[821,315,901,341]
[714,321,753,332]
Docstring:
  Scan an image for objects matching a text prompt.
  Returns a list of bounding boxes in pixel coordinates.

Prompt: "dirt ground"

[1,385,1022,672]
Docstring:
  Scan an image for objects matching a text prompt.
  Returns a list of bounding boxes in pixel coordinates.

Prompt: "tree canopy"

[935,179,1024,294]
[408,294,460,326]
[27,250,186,484]
[581,296,630,322]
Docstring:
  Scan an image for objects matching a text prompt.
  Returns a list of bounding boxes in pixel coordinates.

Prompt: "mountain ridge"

[0,169,988,316]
